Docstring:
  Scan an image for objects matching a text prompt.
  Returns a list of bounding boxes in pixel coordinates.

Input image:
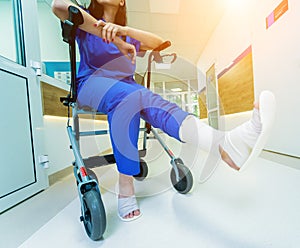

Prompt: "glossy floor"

[1,153,300,248]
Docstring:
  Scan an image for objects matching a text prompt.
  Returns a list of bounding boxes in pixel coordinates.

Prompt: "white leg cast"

[234,90,276,171]
[179,114,225,182]
[179,90,276,182]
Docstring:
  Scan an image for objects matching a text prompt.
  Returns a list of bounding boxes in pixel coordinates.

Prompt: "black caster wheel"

[81,189,106,241]
[170,158,193,194]
[133,159,148,181]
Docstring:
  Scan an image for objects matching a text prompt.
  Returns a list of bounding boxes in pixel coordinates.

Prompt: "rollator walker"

[60,6,194,241]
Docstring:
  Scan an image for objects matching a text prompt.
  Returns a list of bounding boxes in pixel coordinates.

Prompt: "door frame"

[0,0,48,212]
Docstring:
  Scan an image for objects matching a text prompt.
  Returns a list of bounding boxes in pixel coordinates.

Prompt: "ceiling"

[126,0,228,88]
[39,0,228,90]
[127,0,227,65]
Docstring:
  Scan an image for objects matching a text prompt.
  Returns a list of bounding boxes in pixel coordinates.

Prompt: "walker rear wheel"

[170,159,193,194]
[81,189,106,241]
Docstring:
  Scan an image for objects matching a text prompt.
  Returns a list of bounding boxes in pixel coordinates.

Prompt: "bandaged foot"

[117,173,141,221]
[179,90,276,182]
[118,195,141,221]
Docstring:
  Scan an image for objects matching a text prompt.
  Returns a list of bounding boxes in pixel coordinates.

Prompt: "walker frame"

[60,6,193,241]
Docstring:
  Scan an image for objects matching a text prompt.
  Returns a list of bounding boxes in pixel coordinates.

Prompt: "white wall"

[43,116,112,175]
[197,0,300,158]
[37,2,71,61]
[252,0,300,157]
[0,1,69,62]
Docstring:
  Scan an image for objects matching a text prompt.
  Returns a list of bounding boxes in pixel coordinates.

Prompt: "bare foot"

[118,173,141,219]
[219,146,240,171]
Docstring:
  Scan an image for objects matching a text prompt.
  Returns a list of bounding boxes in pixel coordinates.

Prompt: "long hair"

[88,0,127,26]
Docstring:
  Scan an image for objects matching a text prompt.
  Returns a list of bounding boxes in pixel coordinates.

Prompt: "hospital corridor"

[1,0,300,247]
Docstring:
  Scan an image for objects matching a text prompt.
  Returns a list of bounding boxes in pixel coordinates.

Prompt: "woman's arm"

[52,0,164,50]
[96,20,164,51]
[51,0,136,63]
[125,27,164,51]
[52,0,101,36]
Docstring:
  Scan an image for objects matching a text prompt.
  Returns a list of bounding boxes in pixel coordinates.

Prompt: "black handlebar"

[62,6,84,44]
[60,6,84,106]
[68,5,84,26]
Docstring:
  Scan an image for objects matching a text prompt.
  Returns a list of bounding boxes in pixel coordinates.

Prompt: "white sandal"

[118,195,142,222]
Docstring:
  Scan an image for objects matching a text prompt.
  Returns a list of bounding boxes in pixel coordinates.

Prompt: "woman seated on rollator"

[52,0,275,221]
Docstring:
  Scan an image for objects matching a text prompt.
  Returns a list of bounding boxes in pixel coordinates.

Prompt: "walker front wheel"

[81,189,106,241]
[170,159,193,194]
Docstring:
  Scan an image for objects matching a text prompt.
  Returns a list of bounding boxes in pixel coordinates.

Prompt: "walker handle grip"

[151,41,171,63]
[153,41,171,52]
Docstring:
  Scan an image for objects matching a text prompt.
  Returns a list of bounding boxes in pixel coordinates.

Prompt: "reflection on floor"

[1,153,300,248]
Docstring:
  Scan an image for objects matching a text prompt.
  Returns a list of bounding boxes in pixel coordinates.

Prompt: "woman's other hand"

[114,38,136,64]
[94,20,128,43]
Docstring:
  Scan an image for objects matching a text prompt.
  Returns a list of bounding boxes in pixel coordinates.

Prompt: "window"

[153,79,199,116]
[0,0,25,65]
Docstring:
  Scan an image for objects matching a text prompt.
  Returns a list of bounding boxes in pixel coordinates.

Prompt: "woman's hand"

[94,20,127,43]
[114,37,136,64]
[94,20,135,64]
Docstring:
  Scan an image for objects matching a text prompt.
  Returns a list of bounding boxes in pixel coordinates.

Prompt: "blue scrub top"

[75,15,141,91]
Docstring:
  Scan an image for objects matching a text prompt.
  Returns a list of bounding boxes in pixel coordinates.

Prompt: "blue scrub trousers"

[77,75,189,175]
